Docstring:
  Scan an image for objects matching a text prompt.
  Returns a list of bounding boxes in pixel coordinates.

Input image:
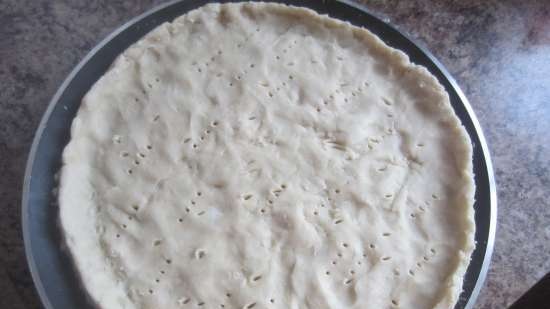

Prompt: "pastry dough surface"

[58,3,475,309]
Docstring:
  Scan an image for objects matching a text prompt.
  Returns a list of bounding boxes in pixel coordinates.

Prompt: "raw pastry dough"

[59,3,475,309]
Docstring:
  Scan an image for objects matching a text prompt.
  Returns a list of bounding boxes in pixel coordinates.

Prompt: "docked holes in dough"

[252,275,262,282]
[195,249,206,259]
[113,135,122,144]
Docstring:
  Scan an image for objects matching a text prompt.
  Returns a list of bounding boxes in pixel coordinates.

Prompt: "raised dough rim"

[21,1,497,309]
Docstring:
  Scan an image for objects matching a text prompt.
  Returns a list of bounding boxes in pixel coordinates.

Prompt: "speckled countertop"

[1,1,549,309]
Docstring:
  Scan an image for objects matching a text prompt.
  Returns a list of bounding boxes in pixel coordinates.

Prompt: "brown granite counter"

[1,1,549,308]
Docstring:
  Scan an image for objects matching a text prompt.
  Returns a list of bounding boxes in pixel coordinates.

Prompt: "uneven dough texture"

[58,3,475,309]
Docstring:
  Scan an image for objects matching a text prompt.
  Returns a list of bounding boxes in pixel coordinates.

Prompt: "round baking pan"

[22,1,497,308]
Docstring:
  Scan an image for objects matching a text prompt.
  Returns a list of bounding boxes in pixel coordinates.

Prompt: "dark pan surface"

[22,1,497,308]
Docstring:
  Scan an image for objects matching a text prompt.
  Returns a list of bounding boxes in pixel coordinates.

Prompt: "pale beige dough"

[58,3,475,309]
